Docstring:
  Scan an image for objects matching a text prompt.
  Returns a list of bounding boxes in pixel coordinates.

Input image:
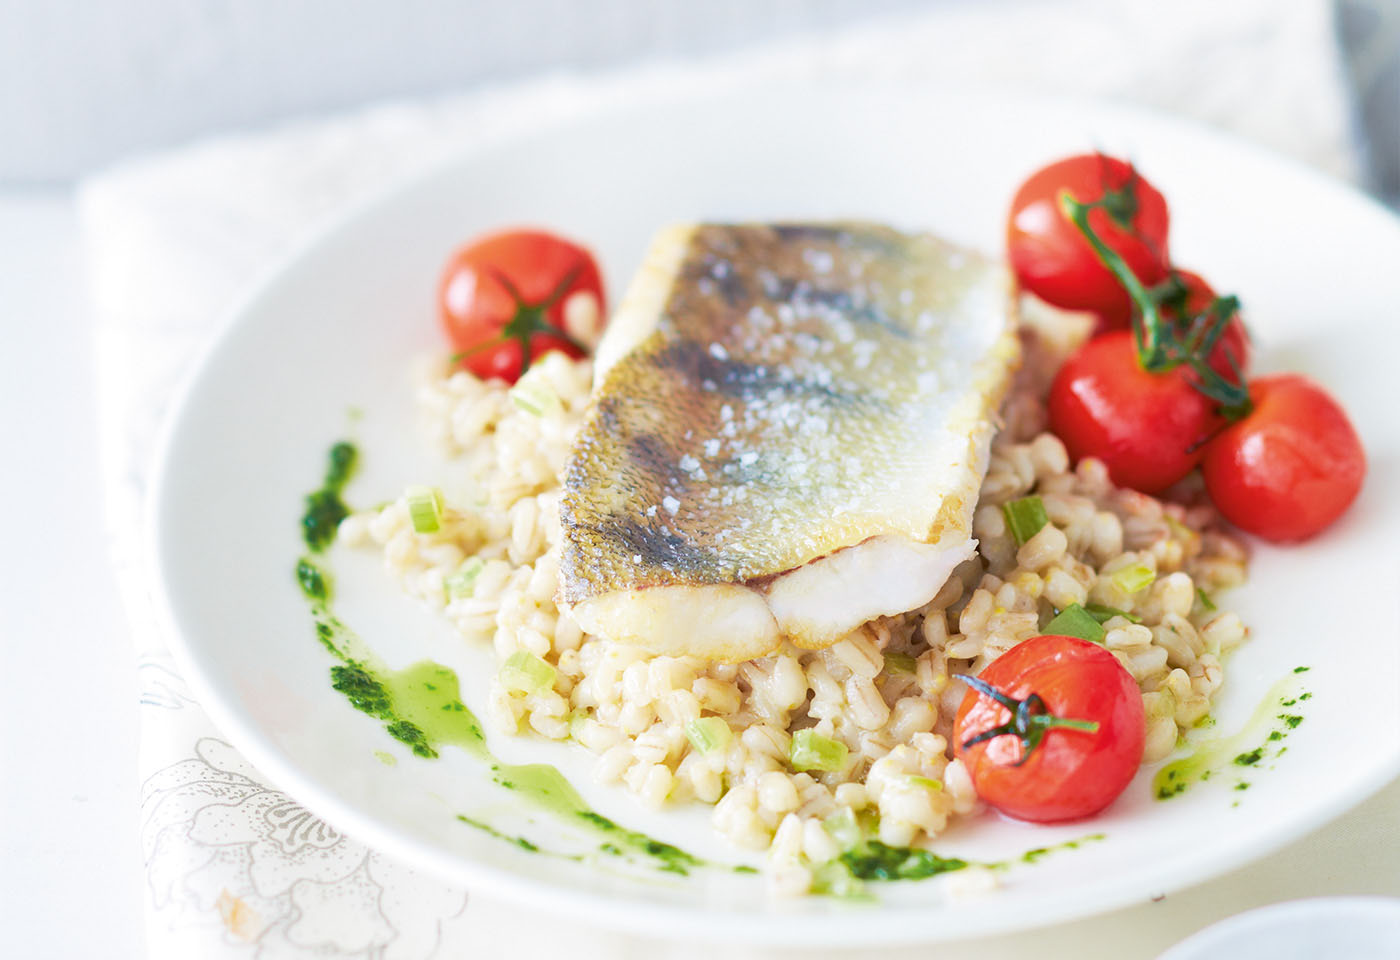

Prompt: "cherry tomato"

[953,635,1145,823]
[1008,154,1171,328]
[1048,331,1222,494]
[438,229,605,383]
[1166,269,1251,378]
[1202,374,1365,542]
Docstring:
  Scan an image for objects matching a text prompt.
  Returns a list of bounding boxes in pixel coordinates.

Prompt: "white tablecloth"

[78,2,1390,957]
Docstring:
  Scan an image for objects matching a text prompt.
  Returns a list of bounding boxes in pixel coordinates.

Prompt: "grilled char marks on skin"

[559,222,1015,611]
[561,515,735,584]
[650,339,887,410]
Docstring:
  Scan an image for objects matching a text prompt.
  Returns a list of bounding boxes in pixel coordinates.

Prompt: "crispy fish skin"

[560,223,1020,661]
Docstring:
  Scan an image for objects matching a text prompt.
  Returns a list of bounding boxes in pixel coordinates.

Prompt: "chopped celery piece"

[1164,515,1197,541]
[684,717,732,754]
[810,861,865,899]
[822,807,862,848]
[883,652,917,676]
[405,485,444,533]
[1044,603,1107,643]
[907,775,943,792]
[1196,588,1217,612]
[1109,562,1156,594]
[1084,603,1142,624]
[1002,496,1049,546]
[444,556,485,599]
[509,380,563,417]
[499,651,556,694]
[790,730,848,772]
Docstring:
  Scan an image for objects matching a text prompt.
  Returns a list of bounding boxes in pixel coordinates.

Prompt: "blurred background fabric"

[1338,0,1400,206]
[0,0,1397,206]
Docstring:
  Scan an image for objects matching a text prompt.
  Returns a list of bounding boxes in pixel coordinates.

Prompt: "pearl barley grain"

[352,346,1249,886]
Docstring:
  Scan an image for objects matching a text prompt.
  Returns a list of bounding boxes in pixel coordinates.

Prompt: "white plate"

[149,88,1400,945]
[1157,897,1400,960]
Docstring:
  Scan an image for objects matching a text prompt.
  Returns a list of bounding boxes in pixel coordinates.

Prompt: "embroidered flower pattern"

[140,736,466,958]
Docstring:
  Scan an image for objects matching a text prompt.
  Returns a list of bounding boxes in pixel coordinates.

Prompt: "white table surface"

[1,189,146,957]
[1,187,1396,959]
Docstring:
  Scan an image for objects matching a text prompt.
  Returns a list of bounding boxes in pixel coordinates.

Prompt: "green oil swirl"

[1154,669,1310,800]
[302,441,357,552]
[298,442,713,877]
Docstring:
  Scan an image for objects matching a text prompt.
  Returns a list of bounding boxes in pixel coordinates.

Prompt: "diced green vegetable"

[907,775,943,792]
[811,861,866,898]
[1164,515,1197,542]
[1084,603,1142,624]
[822,807,862,848]
[1109,561,1156,594]
[509,380,563,417]
[1195,588,1217,612]
[1043,603,1107,643]
[684,717,732,754]
[499,650,556,694]
[1002,496,1049,546]
[405,485,444,533]
[883,652,917,676]
[445,557,485,599]
[790,730,849,772]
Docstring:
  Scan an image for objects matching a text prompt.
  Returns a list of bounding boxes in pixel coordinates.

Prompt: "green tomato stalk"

[1057,190,1254,421]
[451,266,589,376]
[954,673,1101,767]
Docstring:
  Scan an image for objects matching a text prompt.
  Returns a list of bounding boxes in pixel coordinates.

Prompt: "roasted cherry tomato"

[438,229,605,383]
[1202,374,1365,542]
[953,635,1145,823]
[1048,330,1222,494]
[1008,153,1171,328]
[1164,269,1251,378]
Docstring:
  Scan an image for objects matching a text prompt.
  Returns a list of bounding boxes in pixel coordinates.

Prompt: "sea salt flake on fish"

[559,222,1020,661]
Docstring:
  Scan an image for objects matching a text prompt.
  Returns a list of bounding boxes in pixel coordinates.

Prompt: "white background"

[0,0,1395,199]
[0,0,925,183]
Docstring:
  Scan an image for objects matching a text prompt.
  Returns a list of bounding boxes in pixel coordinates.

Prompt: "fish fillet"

[559,223,1020,661]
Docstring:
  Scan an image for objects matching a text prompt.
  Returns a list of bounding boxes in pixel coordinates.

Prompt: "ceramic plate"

[149,88,1400,945]
[1157,897,1400,960]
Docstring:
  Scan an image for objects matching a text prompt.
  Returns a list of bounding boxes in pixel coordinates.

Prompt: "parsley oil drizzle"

[297,441,716,877]
[1154,669,1310,800]
[302,441,357,552]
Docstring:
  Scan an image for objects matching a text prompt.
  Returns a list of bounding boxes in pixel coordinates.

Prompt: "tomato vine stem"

[1095,152,1142,230]
[954,674,1100,767]
[451,265,589,376]
[1057,190,1254,421]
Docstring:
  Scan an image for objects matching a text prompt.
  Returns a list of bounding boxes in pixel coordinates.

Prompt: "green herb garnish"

[839,841,968,881]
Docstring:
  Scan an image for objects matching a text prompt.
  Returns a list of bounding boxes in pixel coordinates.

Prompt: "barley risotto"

[339,314,1249,896]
